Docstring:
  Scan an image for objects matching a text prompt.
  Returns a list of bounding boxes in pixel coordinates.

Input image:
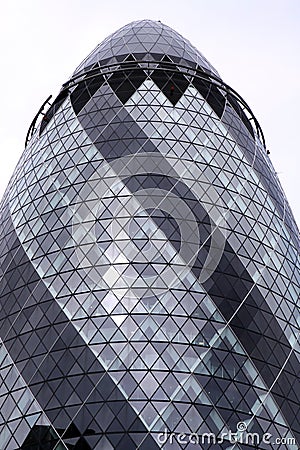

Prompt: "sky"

[0,0,299,227]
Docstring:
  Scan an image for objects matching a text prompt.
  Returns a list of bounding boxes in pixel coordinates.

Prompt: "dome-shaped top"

[73,19,219,78]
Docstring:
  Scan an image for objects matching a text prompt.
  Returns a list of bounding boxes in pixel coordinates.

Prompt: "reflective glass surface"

[0,20,299,450]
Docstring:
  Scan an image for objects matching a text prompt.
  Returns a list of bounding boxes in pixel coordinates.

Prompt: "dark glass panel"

[107,68,147,103]
[193,77,225,118]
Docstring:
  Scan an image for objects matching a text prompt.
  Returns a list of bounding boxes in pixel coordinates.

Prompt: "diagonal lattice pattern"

[0,20,299,450]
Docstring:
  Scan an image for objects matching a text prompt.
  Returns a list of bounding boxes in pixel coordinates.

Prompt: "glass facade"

[0,20,299,450]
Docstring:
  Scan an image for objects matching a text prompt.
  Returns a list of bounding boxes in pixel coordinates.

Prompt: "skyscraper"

[0,19,299,449]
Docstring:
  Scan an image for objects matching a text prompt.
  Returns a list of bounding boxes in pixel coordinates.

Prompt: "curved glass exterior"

[0,20,299,450]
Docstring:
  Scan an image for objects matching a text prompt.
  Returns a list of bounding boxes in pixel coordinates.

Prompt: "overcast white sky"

[0,0,299,227]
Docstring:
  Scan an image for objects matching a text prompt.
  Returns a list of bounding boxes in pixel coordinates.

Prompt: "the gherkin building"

[0,19,299,450]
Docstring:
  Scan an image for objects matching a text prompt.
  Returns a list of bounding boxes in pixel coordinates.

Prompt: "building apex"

[73,19,219,78]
